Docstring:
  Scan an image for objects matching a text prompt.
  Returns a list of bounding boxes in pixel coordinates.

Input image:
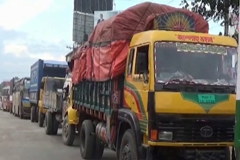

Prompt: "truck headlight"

[159,131,173,140]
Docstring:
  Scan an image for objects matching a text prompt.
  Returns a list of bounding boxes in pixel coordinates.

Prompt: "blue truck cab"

[29,59,67,123]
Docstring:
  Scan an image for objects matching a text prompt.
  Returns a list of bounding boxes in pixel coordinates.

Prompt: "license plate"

[198,94,215,104]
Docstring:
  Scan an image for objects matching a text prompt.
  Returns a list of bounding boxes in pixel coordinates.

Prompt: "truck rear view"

[29,59,67,123]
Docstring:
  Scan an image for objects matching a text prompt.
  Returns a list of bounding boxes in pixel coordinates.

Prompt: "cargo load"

[72,2,209,83]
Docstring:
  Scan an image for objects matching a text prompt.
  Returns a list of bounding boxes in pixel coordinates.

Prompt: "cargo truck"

[233,30,239,160]
[1,86,10,112]
[10,77,20,114]
[40,76,65,134]
[29,59,68,124]
[69,2,238,160]
[61,71,78,146]
[12,77,31,118]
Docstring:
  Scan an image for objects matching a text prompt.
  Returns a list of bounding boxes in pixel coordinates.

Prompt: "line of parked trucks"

[1,59,75,143]
[1,2,240,160]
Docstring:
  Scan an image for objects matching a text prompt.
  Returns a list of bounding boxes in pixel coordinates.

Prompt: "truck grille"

[157,114,234,142]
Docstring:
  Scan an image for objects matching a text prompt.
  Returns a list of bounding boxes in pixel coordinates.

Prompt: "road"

[0,111,116,160]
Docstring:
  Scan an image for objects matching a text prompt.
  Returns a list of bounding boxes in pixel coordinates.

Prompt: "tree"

[232,33,238,43]
[180,0,239,23]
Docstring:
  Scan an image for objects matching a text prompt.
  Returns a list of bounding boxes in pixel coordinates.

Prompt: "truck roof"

[31,59,67,69]
[2,86,10,90]
[44,60,67,65]
[130,30,238,47]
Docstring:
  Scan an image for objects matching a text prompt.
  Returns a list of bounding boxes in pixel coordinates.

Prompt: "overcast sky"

[0,0,223,81]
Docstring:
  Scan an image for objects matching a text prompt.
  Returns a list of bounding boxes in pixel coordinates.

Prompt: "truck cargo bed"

[73,77,124,116]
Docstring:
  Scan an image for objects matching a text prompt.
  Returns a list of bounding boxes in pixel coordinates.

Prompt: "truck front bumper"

[147,141,233,147]
[145,144,231,160]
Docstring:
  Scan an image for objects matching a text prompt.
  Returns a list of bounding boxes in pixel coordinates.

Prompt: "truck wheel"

[62,115,75,146]
[225,147,230,160]
[17,106,19,117]
[44,112,53,135]
[52,114,59,135]
[80,120,95,159]
[20,111,24,119]
[30,106,36,122]
[14,106,17,117]
[93,137,104,159]
[19,106,24,119]
[9,106,12,114]
[38,111,44,127]
[119,129,138,160]
[35,108,39,123]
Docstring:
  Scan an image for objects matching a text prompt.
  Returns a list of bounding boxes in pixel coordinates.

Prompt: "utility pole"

[224,0,230,36]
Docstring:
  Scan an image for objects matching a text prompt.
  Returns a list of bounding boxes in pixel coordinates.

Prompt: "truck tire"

[119,129,138,160]
[17,106,19,117]
[36,108,39,123]
[232,147,236,160]
[80,120,95,159]
[52,114,59,135]
[45,112,53,135]
[14,106,17,117]
[93,137,104,159]
[38,111,44,127]
[19,105,24,119]
[62,115,75,146]
[30,106,36,122]
[225,147,230,160]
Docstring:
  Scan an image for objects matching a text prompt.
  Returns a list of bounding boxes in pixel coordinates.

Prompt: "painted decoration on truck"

[181,93,229,113]
[176,43,227,55]
[154,11,195,31]
[175,34,214,43]
[123,82,147,133]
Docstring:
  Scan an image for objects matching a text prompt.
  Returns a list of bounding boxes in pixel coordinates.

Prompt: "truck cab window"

[127,48,135,75]
[135,45,149,74]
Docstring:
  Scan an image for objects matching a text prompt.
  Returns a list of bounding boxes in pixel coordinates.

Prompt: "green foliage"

[180,0,239,22]
[232,33,238,43]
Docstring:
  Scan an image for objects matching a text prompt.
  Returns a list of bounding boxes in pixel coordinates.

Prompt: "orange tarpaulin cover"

[72,2,209,84]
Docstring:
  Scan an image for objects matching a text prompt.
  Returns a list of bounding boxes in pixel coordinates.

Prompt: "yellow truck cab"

[72,30,238,160]
[38,77,65,129]
[124,30,237,159]
[61,72,79,146]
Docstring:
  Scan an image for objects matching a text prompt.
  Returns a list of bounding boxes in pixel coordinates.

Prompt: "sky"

[0,0,224,82]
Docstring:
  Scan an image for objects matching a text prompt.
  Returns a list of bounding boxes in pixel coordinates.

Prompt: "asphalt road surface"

[0,110,116,160]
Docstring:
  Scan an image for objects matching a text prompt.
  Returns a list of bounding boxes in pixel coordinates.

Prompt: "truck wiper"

[163,78,197,86]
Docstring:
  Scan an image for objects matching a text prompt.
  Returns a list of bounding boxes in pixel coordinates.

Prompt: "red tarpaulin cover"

[72,2,209,84]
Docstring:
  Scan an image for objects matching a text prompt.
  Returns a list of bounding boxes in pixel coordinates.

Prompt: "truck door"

[124,44,150,133]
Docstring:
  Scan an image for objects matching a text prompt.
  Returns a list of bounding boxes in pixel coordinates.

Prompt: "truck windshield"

[53,80,64,91]
[2,89,9,96]
[46,79,64,92]
[154,42,237,85]
[24,79,30,89]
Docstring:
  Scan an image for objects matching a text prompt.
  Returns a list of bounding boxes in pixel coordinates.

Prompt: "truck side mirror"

[142,70,149,83]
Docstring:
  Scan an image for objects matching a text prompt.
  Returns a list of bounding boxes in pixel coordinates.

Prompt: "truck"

[12,77,31,118]
[9,77,19,114]
[1,86,10,112]
[29,59,68,125]
[233,29,239,160]
[40,76,65,133]
[69,2,238,160]
[61,71,78,146]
